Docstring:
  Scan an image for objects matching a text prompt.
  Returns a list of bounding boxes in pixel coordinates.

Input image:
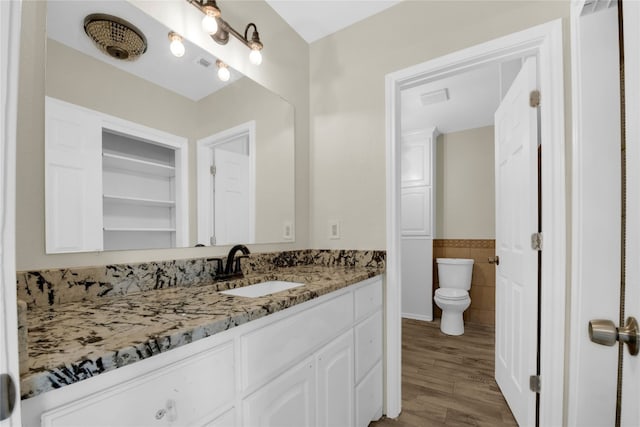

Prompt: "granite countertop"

[21,265,383,400]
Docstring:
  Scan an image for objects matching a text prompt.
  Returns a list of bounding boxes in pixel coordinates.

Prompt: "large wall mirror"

[44,0,295,253]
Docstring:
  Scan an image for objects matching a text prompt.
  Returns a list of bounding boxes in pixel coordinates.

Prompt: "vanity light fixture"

[168,32,186,57]
[216,59,230,81]
[199,0,221,34]
[187,0,264,65]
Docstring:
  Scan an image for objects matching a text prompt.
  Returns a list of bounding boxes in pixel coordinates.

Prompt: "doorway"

[385,20,566,425]
[196,121,256,246]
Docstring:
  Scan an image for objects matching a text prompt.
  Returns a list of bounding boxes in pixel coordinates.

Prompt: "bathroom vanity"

[19,258,384,427]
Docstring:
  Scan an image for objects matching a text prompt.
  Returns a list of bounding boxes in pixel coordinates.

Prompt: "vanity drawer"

[240,292,353,392]
[41,342,234,427]
[355,310,383,383]
[354,277,382,322]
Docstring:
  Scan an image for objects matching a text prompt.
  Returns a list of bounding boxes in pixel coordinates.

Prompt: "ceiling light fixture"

[83,14,147,61]
[187,0,264,65]
[168,32,186,57]
[216,59,230,82]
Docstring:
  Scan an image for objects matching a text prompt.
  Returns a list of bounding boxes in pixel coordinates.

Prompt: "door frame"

[384,19,566,425]
[196,121,256,246]
[1,0,23,425]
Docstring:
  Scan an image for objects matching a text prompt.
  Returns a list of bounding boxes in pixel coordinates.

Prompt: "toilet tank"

[436,258,474,291]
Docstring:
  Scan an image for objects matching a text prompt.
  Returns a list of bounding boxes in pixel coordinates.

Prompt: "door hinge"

[210,236,216,245]
[530,90,541,108]
[210,165,216,176]
[529,375,541,393]
[531,232,542,251]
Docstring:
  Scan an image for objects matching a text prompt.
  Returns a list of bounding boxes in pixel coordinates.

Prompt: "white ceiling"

[401,62,502,135]
[265,0,402,43]
[47,1,242,101]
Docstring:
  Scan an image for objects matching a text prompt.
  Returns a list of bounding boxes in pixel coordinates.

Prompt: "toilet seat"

[434,288,468,300]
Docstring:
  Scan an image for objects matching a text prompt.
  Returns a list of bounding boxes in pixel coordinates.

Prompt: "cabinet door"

[243,356,316,427]
[45,97,103,253]
[316,330,354,427]
[355,310,383,382]
[355,360,383,427]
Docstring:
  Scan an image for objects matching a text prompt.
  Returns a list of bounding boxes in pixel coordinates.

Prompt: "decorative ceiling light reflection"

[216,59,230,82]
[168,32,185,57]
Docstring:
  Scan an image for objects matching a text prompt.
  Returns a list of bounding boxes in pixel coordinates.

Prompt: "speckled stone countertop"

[21,265,383,400]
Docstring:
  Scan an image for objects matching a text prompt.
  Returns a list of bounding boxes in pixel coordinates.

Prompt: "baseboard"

[401,313,433,322]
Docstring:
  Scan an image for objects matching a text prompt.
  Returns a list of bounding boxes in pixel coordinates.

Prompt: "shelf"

[103,227,176,232]
[103,152,175,177]
[103,195,175,208]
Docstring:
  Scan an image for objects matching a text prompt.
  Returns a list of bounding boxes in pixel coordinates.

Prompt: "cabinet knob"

[155,399,176,422]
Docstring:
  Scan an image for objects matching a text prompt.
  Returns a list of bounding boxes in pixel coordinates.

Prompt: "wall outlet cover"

[329,221,341,239]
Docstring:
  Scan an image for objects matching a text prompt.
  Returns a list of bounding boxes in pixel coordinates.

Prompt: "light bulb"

[249,48,262,65]
[217,64,230,81]
[169,37,185,57]
[202,13,218,34]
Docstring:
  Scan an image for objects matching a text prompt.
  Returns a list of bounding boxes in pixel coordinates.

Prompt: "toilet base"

[440,311,464,336]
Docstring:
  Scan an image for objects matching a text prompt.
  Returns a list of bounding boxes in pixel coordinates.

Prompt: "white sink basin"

[219,281,304,298]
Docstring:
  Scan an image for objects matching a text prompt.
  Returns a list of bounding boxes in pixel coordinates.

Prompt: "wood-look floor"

[370,319,517,427]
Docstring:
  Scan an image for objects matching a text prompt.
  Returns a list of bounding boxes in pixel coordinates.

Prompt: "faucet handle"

[207,257,224,275]
[234,255,249,273]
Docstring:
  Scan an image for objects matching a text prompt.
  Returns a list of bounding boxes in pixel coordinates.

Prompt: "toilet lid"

[435,288,468,300]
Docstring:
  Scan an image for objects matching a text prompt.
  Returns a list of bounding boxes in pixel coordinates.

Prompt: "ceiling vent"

[420,88,449,106]
[84,14,147,61]
[196,57,213,68]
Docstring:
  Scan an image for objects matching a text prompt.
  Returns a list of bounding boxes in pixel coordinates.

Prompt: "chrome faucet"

[223,244,250,277]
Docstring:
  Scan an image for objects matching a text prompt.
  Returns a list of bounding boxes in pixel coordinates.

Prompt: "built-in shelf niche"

[102,131,177,251]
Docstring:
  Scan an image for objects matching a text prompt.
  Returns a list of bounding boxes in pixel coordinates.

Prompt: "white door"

[494,56,538,426]
[622,1,640,424]
[568,2,626,424]
[45,98,103,253]
[214,149,250,245]
[0,0,22,424]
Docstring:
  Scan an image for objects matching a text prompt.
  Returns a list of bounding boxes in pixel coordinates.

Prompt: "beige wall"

[195,79,295,244]
[309,0,570,249]
[17,0,309,270]
[436,126,495,239]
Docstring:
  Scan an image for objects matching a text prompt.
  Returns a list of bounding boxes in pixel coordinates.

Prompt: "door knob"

[589,316,639,356]
[488,256,500,265]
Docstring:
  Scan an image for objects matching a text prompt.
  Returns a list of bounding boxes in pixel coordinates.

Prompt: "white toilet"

[434,258,474,336]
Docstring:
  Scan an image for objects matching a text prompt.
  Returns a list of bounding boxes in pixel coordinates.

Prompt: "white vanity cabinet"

[23,276,384,427]
[45,97,188,253]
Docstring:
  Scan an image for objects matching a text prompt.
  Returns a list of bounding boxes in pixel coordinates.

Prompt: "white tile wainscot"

[21,275,384,427]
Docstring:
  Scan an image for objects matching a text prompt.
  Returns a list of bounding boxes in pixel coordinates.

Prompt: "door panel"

[494,56,538,426]
[214,149,250,245]
[568,3,621,425]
